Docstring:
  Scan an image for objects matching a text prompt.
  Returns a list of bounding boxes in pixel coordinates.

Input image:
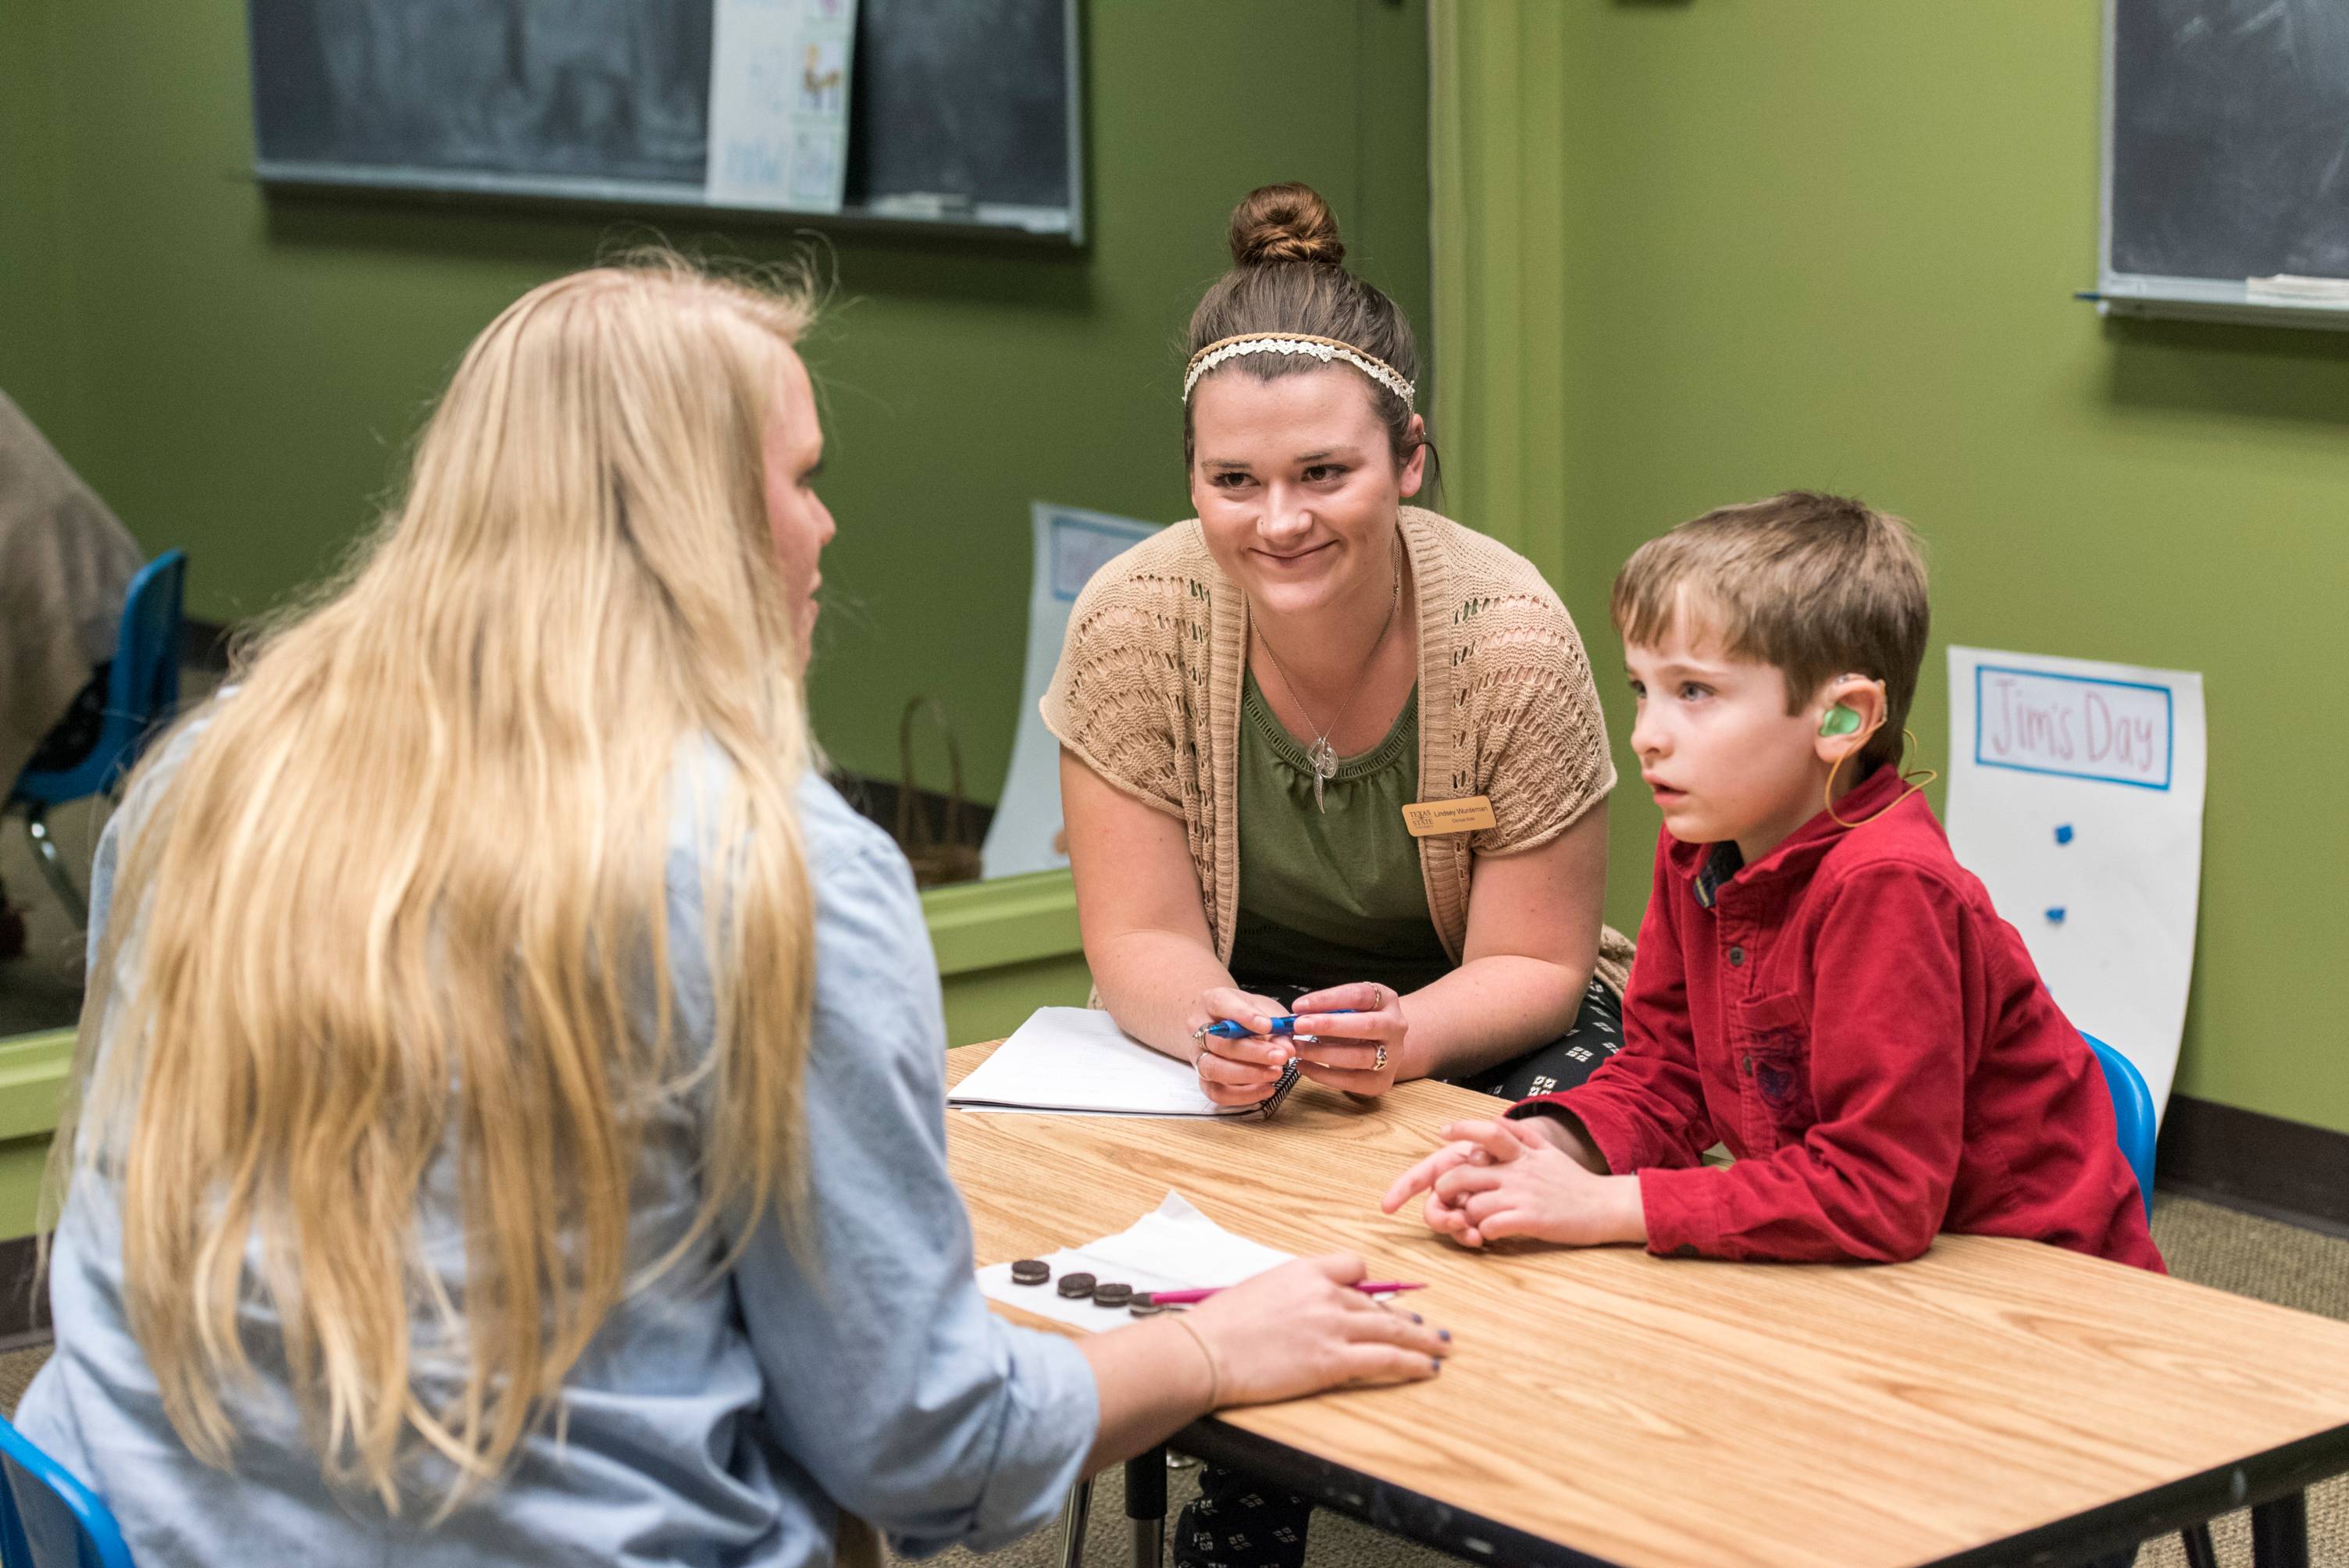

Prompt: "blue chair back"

[2085,1032,2157,1221]
[0,1412,134,1568]
[9,551,186,807]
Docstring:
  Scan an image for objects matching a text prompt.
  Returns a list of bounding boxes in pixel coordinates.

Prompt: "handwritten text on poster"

[1974,665,2173,790]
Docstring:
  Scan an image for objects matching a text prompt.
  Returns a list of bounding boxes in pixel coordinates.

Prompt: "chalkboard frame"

[2094,0,2349,330]
[248,0,1088,247]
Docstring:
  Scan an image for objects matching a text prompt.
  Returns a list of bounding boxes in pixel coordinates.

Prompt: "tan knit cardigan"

[1043,507,1634,996]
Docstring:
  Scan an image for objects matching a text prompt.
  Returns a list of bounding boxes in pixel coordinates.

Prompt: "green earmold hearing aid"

[1819,705,1862,738]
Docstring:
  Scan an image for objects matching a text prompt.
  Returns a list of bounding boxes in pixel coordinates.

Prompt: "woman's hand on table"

[1381,1116,1646,1249]
[1188,986,1293,1107]
[1185,1254,1450,1406]
[1287,981,1408,1096]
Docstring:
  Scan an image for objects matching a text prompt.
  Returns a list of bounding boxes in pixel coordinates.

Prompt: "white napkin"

[977,1190,1296,1332]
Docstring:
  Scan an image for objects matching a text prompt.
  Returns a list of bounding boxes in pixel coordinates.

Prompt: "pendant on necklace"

[1307,736,1338,813]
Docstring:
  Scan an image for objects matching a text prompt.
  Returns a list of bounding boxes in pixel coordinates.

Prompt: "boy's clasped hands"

[1381,1114,1647,1249]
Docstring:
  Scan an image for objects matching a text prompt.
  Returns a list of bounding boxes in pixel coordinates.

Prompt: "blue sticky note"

[2054,825,2075,845]
[2044,907,2067,925]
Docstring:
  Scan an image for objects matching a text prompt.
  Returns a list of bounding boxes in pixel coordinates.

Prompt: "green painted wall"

[0,0,84,451]
[1438,2,2349,1135]
[2,0,1430,808]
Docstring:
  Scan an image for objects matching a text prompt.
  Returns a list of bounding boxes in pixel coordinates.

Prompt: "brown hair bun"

[1228,183,1346,268]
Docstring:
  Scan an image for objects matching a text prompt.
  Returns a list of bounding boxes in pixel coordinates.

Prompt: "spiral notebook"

[948,1007,1299,1120]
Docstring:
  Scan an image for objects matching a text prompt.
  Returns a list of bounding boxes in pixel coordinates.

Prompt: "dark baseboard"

[2157,1093,2349,1233]
[0,1234,50,1344]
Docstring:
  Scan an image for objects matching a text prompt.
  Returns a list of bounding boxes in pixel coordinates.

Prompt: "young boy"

[1383,492,2162,1271]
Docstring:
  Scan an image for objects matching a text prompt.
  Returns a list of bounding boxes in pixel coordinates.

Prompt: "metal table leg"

[1057,1476,1094,1568]
[1126,1445,1167,1568]
[2251,1490,2309,1568]
[23,809,87,928]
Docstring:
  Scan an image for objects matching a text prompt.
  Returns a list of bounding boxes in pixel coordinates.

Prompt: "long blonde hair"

[55,254,822,1509]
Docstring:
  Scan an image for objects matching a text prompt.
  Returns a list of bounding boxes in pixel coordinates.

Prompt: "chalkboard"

[248,0,1084,241]
[847,0,1071,212]
[2099,0,2349,326]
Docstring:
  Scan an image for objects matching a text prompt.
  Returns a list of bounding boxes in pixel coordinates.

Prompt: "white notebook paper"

[949,1007,1274,1117]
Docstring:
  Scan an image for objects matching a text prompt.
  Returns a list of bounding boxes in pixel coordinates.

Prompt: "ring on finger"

[1374,1044,1388,1071]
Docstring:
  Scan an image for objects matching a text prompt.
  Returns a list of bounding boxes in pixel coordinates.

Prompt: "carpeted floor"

[2,1192,2341,1565]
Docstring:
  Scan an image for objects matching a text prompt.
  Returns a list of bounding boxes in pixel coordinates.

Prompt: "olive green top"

[1230,672,1456,996]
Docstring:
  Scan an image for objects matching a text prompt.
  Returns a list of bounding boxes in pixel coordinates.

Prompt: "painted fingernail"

[1438,1328,1451,1342]
[1429,1358,1443,1373]
[1409,1312,1423,1324]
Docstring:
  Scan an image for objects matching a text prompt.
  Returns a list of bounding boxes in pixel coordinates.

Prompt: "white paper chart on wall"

[980,504,1161,882]
[1946,647,2208,1121]
[707,0,857,213]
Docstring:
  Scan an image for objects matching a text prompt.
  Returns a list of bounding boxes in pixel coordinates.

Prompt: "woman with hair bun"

[1046,186,1630,1566]
[1051,182,1630,1114]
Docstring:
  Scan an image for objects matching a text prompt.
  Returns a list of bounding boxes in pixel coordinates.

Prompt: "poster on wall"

[982,504,1161,882]
[1944,646,2207,1121]
[706,0,858,211]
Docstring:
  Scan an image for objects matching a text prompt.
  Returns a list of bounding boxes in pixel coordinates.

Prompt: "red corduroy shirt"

[1516,764,2165,1270]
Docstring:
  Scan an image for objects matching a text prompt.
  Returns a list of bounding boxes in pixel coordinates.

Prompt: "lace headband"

[1181,332,1417,411]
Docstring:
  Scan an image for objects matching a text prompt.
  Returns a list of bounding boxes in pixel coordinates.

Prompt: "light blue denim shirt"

[15,741,1097,1566]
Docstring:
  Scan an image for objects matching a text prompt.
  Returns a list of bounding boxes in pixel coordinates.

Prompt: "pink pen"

[1142,1281,1424,1306]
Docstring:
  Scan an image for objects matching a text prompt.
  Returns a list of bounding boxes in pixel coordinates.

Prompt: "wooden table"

[946,1043,2349,1567]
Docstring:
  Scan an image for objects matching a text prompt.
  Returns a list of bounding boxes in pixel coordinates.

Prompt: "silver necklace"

[1251,549,1402,813]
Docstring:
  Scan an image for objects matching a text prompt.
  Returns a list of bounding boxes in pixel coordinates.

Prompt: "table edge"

[1922,1420,2349,1566]
[1174,1417,1628,1568]
[1175,1416,2349,1568]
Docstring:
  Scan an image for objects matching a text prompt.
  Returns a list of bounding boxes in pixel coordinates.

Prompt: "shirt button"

[1741,1053,1754,1077]
[1727,945,1747,967]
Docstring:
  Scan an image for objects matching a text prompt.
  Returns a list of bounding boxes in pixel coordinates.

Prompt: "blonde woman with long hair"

[12,256,1449,1565]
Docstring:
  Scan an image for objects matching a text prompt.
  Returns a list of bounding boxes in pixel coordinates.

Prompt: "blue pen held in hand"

[1203,1010,1359,1040]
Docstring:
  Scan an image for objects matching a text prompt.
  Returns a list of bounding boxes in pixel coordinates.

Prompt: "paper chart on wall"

[980,504,1162,882]
[1945,646,2206,1121]
[706,0,857,212]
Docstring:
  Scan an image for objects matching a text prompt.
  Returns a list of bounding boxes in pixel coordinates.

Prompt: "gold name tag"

[1401,796,1497,837]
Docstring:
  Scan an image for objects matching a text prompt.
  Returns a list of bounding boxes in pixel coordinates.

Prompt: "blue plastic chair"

[0,1410,134,1568]
[5,550,187,927]
[2083,1032,2157,1222]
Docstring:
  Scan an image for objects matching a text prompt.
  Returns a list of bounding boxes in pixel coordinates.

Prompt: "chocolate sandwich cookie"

[1092,1283,1133,1309]
[1128,1301,1164,1317]
[1056,1271,1098,1299]
[1010,1260,1050,1286]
